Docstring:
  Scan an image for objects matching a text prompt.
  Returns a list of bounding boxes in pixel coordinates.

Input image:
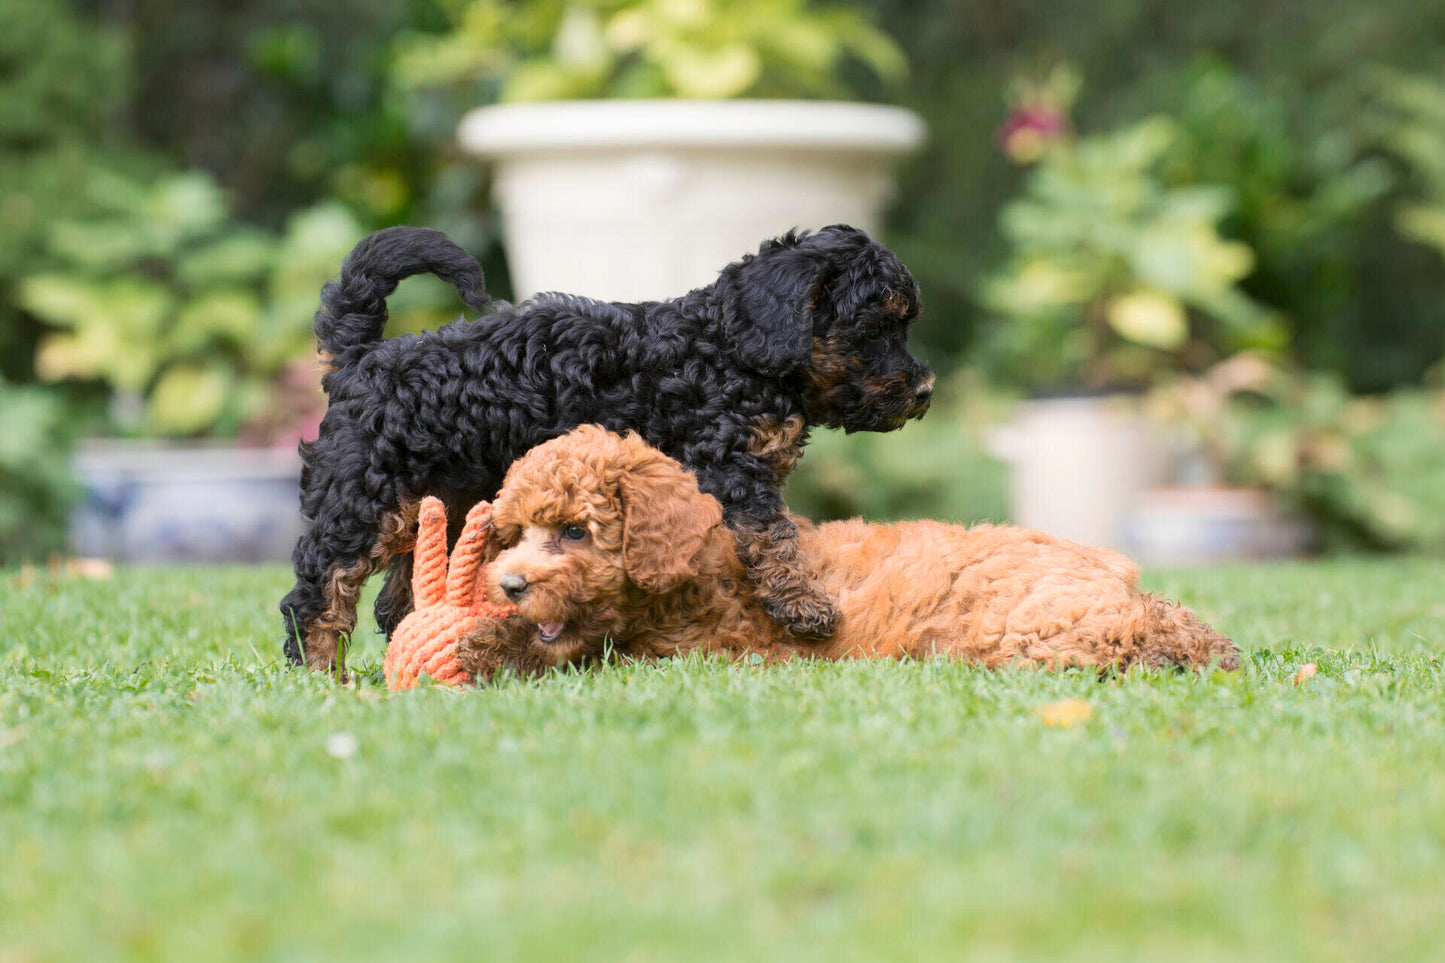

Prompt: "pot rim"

[458,99,926,157]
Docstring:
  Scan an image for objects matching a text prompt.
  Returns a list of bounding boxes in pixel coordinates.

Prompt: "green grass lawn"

[3,558,1443,961]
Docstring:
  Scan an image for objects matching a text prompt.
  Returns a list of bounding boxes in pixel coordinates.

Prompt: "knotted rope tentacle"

[410,496,450,608]
[422,636,471,687]
[445,501,494,608]
[384,498,517,691]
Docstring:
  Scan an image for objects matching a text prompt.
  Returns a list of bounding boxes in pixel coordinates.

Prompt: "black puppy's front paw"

[763,584,840,640]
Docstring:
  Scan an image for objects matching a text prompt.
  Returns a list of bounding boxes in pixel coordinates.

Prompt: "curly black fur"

[281,224,933,673]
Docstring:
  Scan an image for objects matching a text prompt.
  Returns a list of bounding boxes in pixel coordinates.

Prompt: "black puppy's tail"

[314,226,491,368]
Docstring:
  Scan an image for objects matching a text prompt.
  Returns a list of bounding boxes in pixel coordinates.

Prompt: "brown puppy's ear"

[487,507,522,554]
[615,441,724,593]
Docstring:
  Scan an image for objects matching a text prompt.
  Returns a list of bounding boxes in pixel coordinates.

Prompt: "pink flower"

[997,102,1070,164]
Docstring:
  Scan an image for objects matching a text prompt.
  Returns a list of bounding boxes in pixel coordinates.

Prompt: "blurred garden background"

[3,0,1445,565]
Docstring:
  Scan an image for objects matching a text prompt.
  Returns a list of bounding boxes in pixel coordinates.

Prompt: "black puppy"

[281,225,933,674]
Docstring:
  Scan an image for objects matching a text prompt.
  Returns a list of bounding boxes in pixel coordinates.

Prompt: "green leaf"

[0,388,65,467]
[147,363,232,436]
[660,43,762,99]
[46,217,160,270]
[172,291,265,354]
[767,19,838,76]
[1157,185,1233,223]
[1107,291,1189,349]
[1191,288,1288,350]
[1128,223,1254,296]
[504,60,605,101]
[982,259,1096,315]
[1251,430,1300,487]
[268,203,366,314]
[1397,204,1445,251]
[33,278,172,389]
[1112,116,1177,170]
[81,166,151,215]
[101,279,176,342]
[35,325,158,392]
[824,11,908,83]
[145,172,229,250]
[16,274,101,327]
[34,332,102,382]
[551,4,609,70]
[176,231,278,287]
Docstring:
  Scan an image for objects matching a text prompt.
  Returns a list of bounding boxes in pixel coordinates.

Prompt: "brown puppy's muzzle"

[498,571,530,602]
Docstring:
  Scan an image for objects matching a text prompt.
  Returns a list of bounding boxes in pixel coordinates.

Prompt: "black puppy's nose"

[499,573,529,601]
[914,381,934,404]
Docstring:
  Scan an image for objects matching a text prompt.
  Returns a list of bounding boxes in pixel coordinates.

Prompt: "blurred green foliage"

[785,375,1012,524]
[977,62,1420,393]
[870,0,1445,392]
[979,114,1285,390]
[18,170,362,437]
[0,0,142,558]
[393,0,905,101]
[0,0,143,380]
[1150,357,1445,552]
[118,0,484,239]
[3,0,1445,559]
[1160,61,1402,392]
[0,378,77,563]
[1377,71,1445,257]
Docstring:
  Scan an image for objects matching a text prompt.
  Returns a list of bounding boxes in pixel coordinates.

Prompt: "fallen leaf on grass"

[1034,699,1093,728]
[0,726,30,751]
[12,558,115,587]
[66,558,115,580]
[1293,663,1318,686]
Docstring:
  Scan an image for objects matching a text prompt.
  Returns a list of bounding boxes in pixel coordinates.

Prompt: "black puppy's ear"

[724,232,827,378]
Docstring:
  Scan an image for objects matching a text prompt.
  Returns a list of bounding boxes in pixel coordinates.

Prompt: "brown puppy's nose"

[499,573,529,601]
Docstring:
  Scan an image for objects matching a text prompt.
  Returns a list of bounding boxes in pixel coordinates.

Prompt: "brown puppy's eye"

[561,524,588,542]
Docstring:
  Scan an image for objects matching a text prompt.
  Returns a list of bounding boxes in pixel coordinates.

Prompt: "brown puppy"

[456,426,1238,680]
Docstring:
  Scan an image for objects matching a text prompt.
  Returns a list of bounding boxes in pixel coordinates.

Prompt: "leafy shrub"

[0,0,147,381]
[0,378,76,563]
[868,0,1445,388]
[1376,70,1445,256]
[17,171,368,439]
[785,375,1011,524]
[1149,356,1445,552]
[1161,60,1401,390]
[392,0,906,101]
[978,115,1284,390]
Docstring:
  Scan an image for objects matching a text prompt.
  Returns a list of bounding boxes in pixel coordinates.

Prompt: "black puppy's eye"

[864,326,883,340]
[561,524,588,542]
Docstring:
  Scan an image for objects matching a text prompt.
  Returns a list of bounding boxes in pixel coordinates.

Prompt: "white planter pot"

[458,99,925,301]
[71,441,303,563]
[1120,487,1313,565]
[987,396,1171,552]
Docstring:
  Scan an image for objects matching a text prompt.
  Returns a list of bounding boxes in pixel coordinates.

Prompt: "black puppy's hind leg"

[281,490,420,677]
[374,556,413,639]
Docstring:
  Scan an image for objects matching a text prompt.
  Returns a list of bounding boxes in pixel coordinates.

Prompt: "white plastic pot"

[458,99,926,301]
[1120,486,1313,565]
[71,441,304,563]
[987,396,1172,552]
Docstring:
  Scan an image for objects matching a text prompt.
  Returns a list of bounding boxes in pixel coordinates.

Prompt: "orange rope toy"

[383,496,517,691]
